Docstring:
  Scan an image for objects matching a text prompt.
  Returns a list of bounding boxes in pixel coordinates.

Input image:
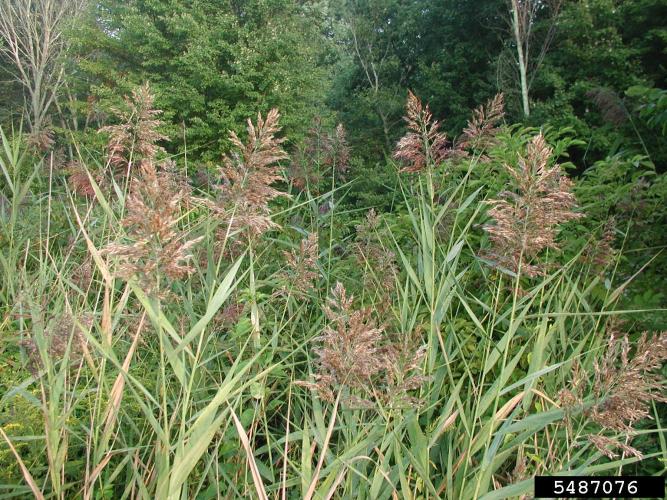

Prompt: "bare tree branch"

[507,0,562,117]
[0,0,86,133]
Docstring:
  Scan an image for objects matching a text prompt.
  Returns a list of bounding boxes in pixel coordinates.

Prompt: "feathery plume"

[98,83,167,173]
[393,91,449,173]
[71,257,94,291]
[302,283,383,403]
[587,434,643,460]
[556,325,665,461]
[298,283,427,408]
[378,329,428,408]
[587,88,627,126]
[26,126,54,152]
[458,93,505,152]
[66,160,98,198]
[280,233,319,296]
[213,300,246,329]
[21,313,93,374]
[105,164,202,296]
[354,209,398,310]
[288,119,350,191]
[581,218,617,274]
[333,123,351,175]
[482,134,583,277]
[209,109,289,242]
[590,330,667,432]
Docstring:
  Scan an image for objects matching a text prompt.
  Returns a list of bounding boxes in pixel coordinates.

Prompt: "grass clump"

[0,86,664,499]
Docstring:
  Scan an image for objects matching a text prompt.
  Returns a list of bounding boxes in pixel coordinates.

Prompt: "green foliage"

[65,0,333,161]
[0,0,665,496]
[627,85,667,136]
[0,106,665,498]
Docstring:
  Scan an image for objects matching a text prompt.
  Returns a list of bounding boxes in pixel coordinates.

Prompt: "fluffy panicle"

[378,329,428,408]
[333,123,351,175]
[558,360,586,411]
[288,117,326,191]
[393,91,449,173]
[105,164,202,296]
[302,282,384,403]
[590,331,667,432]
[98,83,167,173]
[66,160,98,198]
[587,88,627,126]
[458,93,505,152]
[587,434,643,460]
[71,257,94,291]
[26,127,55,152]
[297,283,428,408]
[211,109,289,241]
[288,119,350,191]
[557,324,666,460]
[21,313,93,374]
[213,300,245,329]
[582,218,617,274]
[483,134,583,276]
[288,153,321,191]
[280,233,319,296]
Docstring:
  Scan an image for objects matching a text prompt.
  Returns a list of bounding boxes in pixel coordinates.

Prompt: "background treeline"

[2,0,665,164]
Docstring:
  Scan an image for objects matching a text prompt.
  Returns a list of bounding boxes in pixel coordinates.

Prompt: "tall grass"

[0,89,664,499]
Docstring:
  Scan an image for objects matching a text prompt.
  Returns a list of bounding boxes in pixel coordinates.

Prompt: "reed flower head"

[557,324,665,461]
[483,134,583,277]
[590,330,667,432]
[105,164,202,296]
[582,218,617,274]
[288,119,350,191]
[98,83,167,173]
[66,160,99,198]
[378,329,428,408]
[393,91,449,173]
[210,108,289,242]
[26,126,54,152]
[587,87,627,126]
[587,434,643,460]
[333,123,351,175]
[298,283,428,407]
[458,93,505,152]
[213,299,246,329]
[280,233,319,296]
[21,313,93,374]
[355,209,397,310]
[306,282,383,402]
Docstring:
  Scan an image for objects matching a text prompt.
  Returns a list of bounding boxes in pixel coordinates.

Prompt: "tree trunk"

[511,0,530,118]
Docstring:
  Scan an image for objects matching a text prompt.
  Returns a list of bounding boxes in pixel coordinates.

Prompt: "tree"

[66,0,332,160]
[506,0,562,117]
[327,0,411,156]
[0,0,86,134]
[343,0,408,151]
[527,0,658,167]
[330,0,507,159]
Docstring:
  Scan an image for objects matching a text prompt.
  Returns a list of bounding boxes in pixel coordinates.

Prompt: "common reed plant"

[289,118,350,192]
[104,161,202,296]
[209,108,289,243]
[483,133,583,277]
[99,83,167,174]
[0,87,664,500]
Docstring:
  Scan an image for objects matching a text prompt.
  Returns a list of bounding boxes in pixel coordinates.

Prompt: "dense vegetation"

[0,0,665,498]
